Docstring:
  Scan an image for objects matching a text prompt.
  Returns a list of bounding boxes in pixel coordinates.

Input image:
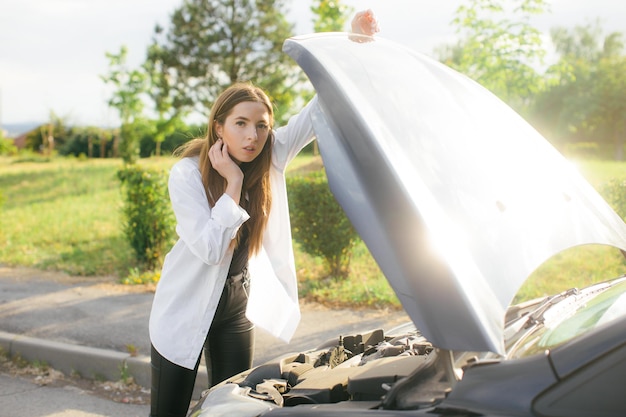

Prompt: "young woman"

[149,11,379,417]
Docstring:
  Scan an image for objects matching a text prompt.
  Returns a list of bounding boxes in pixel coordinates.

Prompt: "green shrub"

[287,171,359,278]
[0,137,17,156]
[563,141,600,160]
[601,178,626,221]
[120,267,161,285]
[12,150,52,163]
[117,164,175,269]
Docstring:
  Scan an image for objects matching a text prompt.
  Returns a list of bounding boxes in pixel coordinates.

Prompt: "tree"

[311,0,353,32]
[531,21,625,159]
[307,0,354,155]
[40,111,66,156]
[437,0,549,114]
[23,112,68,154]
[146,0,304,125]
[0,129,17,156]
[144,42,184,157]
[101,46,147,164]
[59,126,112,158]
[594,53,626,160]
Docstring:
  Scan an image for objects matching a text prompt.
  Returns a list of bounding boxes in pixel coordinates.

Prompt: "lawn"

[1,154,625,308]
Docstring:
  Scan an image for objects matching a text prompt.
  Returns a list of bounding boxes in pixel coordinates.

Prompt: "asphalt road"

[0,373,148,417]
[0,266,410,416]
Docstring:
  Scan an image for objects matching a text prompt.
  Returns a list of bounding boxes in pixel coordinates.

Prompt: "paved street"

[0,266,409,416]
[0,373,148,417]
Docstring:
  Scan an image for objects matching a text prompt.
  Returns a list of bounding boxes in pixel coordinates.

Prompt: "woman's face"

[215,101,271,164]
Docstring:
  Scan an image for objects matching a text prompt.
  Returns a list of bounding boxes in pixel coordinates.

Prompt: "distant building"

[13,133,27,150]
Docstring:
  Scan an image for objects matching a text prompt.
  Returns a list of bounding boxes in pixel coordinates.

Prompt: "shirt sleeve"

[168,158,250,265]
[272,95,318,171]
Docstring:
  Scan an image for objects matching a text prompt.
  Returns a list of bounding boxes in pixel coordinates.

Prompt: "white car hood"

[284,33,626,355]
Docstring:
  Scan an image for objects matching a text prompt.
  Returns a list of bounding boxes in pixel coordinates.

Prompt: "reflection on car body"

[188,33,626,417]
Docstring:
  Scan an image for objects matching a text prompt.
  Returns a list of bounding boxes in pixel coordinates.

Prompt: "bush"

[60,130,114,158]
[563,141,600,160]
[0,137,17,156]
[119,124,141,164]
[139,130,191,158]
[117,165,175,269]
[287,171,359,278]
[12,151,52,163]
[120,267,161,285]
[601,178,626,221]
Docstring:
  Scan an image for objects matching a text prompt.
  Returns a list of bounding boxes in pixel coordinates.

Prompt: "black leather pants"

[150,272,255,417]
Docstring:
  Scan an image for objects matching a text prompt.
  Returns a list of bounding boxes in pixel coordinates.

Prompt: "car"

[188,32,626,417]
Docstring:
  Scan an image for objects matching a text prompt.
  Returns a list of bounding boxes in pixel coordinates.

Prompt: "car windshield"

[510,279,626,358]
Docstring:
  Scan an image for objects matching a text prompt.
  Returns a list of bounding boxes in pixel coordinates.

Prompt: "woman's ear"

[215,122,223,139]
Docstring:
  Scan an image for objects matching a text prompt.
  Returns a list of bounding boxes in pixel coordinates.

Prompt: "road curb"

[0,331,208,399]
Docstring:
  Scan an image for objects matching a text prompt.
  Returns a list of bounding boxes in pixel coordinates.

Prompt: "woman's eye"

[236,121,245,126]
[257,124,268,130]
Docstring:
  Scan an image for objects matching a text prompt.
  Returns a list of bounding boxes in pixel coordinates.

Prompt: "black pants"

[149,273,255,417]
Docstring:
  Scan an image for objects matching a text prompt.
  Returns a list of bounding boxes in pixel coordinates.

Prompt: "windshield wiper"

[523,288,579,329]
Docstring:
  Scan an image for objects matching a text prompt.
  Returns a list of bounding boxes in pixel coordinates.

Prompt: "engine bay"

[196,325,457,413]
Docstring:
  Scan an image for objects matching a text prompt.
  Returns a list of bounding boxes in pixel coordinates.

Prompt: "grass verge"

[1,155,625,308]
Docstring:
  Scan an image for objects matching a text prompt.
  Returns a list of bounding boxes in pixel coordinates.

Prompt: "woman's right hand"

[209,139,244,204]
[351,9,380,36]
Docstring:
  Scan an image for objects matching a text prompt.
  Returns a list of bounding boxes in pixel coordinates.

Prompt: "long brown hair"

[175,82,274,257]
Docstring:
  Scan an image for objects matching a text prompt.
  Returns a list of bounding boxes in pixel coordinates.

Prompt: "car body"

[188,33,626,417]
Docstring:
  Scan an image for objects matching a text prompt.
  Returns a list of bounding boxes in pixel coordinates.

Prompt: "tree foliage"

[101,46,147,164]
[101,47,146,125]
[531,21,625,159]
[438,0,548,113]
[594,54,626,160]
[22,112,68,154]
[0,131,17,156]
[144,43,183,157]
[311,0,353,32]
[146,0,304,125]
[60,126,113,158]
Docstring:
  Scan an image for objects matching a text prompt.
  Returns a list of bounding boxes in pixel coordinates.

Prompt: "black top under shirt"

[228,225,249,276]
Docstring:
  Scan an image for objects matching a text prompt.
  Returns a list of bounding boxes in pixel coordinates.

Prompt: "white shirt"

[149,96,318,369]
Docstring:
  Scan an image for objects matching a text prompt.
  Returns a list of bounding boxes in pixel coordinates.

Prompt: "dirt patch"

[0,350,150,405]
[0,265,97,284]
[0,265,154,404]
[0,265,156,293]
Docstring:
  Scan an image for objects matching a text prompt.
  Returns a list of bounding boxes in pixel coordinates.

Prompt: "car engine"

[191,324,458,415]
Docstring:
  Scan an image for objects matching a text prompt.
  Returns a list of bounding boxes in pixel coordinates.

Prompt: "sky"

[0,0,623,130]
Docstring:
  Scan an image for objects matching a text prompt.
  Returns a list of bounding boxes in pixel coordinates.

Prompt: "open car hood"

[283,33,626,355]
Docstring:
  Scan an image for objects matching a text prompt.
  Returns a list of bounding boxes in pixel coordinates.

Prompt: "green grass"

[573,159,626,187]
[1,154,625,308]
[295,240,401,309]
[515,159,626,302]
[518,245,626,302]
[0,156,175,276]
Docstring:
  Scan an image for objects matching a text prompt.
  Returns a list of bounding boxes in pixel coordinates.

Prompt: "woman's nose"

[247,127,258,140]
